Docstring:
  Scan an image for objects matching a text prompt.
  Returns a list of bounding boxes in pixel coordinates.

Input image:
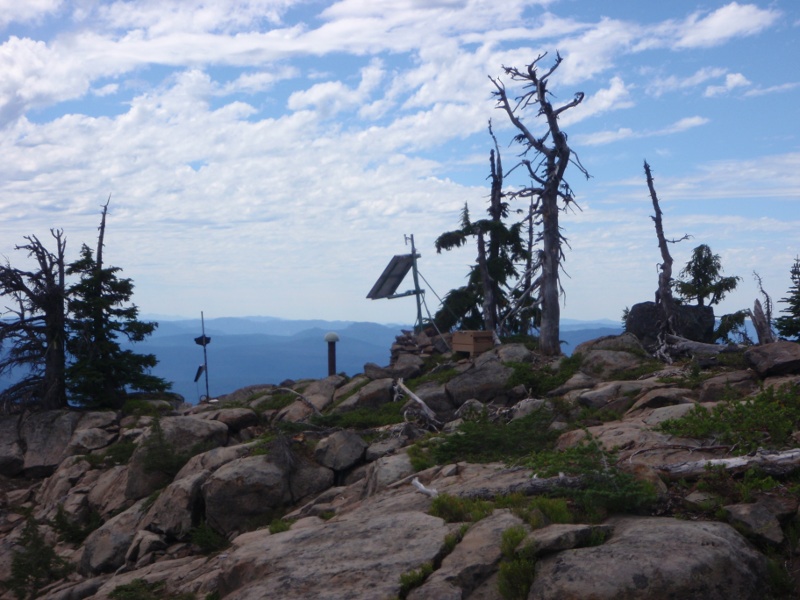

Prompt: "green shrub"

[524,441,657,521]
[190,522,228,554]
[9,516,73,600]
[268,518,294,534]
[253,391,297,412]
[658,385,800,453]
[52,505,103,545]
[500,525,527,559]
[505,353,583,396]
[311,401,406,429]
[497,555,535,600]
[412,409,559,467]
[82,439,137,469]
[429,494,493,523]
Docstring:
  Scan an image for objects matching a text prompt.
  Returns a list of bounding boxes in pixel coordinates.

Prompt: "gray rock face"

[315,430,367,471]
[333,378,394,411]
[626,301,715,349]
[218,510,450,600]
[0,415,24,476]
[446,357,513,406]
[202,456,289,536]
[125,416,229,500]
[529,516,768,600]
[745,340,800,377]
[140,469,211,539]
[409,509,525,599]
[21,410,83,476]
[81,499,148,575]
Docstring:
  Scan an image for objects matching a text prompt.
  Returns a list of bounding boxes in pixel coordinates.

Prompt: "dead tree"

[750,272,777,344]
[490,52,588,355]
[0,230,68,411]
[643,161,690,358]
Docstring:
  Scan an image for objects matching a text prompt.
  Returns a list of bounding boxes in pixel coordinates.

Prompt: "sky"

[1,0,798,328]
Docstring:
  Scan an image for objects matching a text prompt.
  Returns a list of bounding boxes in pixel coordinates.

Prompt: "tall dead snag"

[643,161,691,356]
[490,52,588,355]
[0,230,68,412]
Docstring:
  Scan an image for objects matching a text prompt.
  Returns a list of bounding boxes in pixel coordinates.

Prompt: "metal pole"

[408,234,424,332]
[201,311,210,399]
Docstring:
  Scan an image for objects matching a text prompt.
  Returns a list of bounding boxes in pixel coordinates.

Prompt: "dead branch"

[276,387,321,416]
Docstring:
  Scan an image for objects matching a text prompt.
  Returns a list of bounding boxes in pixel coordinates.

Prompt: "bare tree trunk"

[41,231,67,410]
[644,161,676,338]
[751,298,776,344]
[539,192,561,355]
[476,229,496,332]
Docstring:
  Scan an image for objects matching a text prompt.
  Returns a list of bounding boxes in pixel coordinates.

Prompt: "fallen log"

[657,448,800,479]
[458,473,585,500]
[664,334,743,356]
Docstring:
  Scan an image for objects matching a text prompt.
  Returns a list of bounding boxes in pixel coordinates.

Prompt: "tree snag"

[490,52,588,355]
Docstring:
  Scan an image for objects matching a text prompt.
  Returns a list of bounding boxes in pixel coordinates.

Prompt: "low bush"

[524,440,657,521]
[189,522,228,554]
[410,408,559,467]
[657,385,800,453]
[108,578,195,600]
[52,505,103,545]
[311,401,406,429]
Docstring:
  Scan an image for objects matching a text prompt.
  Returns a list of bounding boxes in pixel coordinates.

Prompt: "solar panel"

[366,253,416,299]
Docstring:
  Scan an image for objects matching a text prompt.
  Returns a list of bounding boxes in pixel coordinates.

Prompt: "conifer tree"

[66,202,169,408]
[673,244,739,307]
[775,257,800,341]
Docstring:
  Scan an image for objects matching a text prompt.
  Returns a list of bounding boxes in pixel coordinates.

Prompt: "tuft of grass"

[429,494,493,523]
[497,555,536,600]
[398,562,434,599]
[268,518,294,534]
[500,525,527,559]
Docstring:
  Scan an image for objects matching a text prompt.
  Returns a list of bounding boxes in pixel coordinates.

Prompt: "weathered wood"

[657,448,800,479]
[276,387,321,416]
[751,298,777,345]
[458,473,585,500]
[396,378,439,423]
[664,334,743,356]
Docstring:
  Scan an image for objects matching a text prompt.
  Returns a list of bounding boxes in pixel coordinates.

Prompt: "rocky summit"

[1,331,800,599]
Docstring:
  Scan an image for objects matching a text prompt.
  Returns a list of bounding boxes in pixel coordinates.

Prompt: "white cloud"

[674,2,780,49]
[560,76,634,126]
[576,115,709,146]
[704,72,750,97]
[646,67,727,97]
[0,0,63,29]
[744,82,800,97]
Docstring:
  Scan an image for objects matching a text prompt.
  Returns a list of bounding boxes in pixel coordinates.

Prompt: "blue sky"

[1,0,798,327]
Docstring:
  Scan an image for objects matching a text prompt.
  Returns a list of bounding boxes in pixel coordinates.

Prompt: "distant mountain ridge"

[133,316,622,403]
